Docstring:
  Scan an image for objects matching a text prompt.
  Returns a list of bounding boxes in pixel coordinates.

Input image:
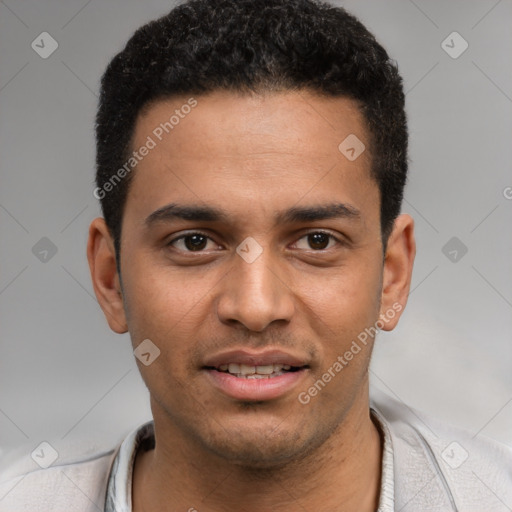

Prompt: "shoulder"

[371,387,512,512]
[0,443,118,512]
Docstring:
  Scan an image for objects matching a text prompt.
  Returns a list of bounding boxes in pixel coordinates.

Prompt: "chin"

[209,438,306,470]
[197,417,326,470]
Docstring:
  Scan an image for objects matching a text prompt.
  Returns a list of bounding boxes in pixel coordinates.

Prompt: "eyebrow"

[276,203,360,224]
[144,202,361,227]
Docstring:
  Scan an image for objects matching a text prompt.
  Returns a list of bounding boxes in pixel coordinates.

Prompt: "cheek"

[122,260,214,338]
[295,258,382,334]
[121,261,221,395]
[122,272,200,399]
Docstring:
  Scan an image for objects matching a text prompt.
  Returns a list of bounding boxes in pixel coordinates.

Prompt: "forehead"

[125,90,378,227]
[136,90,369,161]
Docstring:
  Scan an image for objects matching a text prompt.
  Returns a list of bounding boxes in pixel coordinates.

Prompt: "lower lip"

[204,369,308,401]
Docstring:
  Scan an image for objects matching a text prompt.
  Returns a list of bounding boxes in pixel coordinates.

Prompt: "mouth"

[202,350,310,401]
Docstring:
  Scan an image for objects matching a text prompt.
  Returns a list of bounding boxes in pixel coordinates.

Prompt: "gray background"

[1,0,511,464]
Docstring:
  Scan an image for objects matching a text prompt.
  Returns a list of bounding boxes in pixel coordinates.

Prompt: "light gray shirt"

[1,389,511,511]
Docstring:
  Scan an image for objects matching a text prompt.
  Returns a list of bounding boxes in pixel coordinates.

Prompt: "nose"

[216,246,295,332]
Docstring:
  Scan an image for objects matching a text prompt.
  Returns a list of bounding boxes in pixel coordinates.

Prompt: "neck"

[133,385,382,512]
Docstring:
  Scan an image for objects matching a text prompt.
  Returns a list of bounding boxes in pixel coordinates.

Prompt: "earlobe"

[379,214,416,331]
[87,218,128,334]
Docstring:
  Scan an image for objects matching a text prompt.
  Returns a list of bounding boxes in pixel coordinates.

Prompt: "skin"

[87,90,415,511]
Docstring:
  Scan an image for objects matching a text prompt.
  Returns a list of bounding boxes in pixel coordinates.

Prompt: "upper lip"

[203,349,309,368]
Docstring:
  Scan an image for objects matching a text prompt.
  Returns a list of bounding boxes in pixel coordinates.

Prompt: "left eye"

[294,232,338,250]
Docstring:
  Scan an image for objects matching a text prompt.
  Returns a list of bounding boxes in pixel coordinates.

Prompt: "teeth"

[228,363,240,374]
[255,364,274,375]
[218,363,294,377]
[239,364,256,375]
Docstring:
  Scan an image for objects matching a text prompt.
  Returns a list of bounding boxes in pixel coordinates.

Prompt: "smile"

[202,349,310,400]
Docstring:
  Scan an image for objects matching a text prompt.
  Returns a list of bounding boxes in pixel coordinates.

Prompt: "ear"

[379,214,416,331]
[87,217,128,333]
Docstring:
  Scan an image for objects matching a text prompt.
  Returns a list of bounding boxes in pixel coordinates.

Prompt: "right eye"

[167,232,221,252]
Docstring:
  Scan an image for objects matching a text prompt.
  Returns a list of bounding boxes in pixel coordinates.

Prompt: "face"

[89,90,414,468]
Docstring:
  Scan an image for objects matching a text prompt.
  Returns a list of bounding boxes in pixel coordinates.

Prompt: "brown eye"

[293,231,339,251]
[307,232,330,250]
[168,232,217,252]
[184,234,208,251]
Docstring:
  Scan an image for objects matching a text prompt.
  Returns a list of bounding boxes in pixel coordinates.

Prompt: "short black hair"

[95,0,407,263]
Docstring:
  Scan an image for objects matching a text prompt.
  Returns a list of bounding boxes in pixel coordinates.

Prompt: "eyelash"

[166,230,343,253]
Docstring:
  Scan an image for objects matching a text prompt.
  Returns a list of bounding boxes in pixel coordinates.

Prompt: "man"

[1,0,510,510]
